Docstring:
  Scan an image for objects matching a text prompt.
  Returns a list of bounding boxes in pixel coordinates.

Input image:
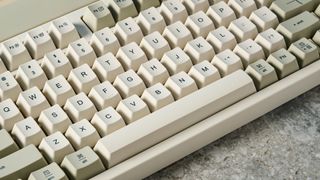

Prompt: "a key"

[140,31,171,60]
[49,17,80,48]
[255,0,272,8]
[188,60,221,88]
[42,49,73,79]
[249,6,279,32]
[64,93,97,123]
[90,27,121,56]
[245,59,278,90]
[182,0,210,14]
[160,0,188,24]
[212,49,243,77]
[185,11,215,38]
[65,119,100,150]
[38,105,72,135]
[66,38,97,67]
[266,48,299,79]
[116,95,150,124]
[0,37,32,71]
[12,117,46,147]
[228,0,257,18]
[0,71,22,101]
[116,42,148,71]
[163,21,193,49]
[61,146,105,180]
[206,26,237,53]
[233,39,265,67]
[43,75,76,106]
[165,71,198,100]
[68,64,100,94]
[24,27,56,59]
[313,30,320,46]
[137,7,166,35]
[0,129,19,159]
[206,1,236,28]
[107,0,138,21]
[114,17,143,45]
[16,87,50,119]
[255,28,286,56]
[39,131,74,164]
[91,107,126,136]
[28,162,68,180]
[0,99,24,131]
[161,47,193,75]
[82,1,115,32]
[228,16,258,42]
[0,145,47,180]
[133,0,160,11]
[88,81,122,110]
[184,37,215,64]
[316,4,320,17]
[113,70,146,98]
[137,58,170,87]
[16,60,48,90]
[92,53,124,83]
[288,38,319,68]
[0,58,7,73]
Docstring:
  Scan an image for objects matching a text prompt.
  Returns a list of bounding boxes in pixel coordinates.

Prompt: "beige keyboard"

[0,0,320,179]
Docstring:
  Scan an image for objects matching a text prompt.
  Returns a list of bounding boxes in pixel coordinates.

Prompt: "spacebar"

[94,70,257,168]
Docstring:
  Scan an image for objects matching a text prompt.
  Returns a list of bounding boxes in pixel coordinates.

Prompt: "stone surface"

[146,86,320,179]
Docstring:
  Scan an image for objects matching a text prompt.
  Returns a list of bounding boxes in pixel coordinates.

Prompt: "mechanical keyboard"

[0,0,320,179]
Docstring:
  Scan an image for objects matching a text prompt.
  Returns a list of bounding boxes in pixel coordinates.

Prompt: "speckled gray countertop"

[146,86,320,179]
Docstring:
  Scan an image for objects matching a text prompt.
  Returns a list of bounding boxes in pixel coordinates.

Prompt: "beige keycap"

[255,28,286,56]
[113,70,146,98]
[228,16,258,42]
[206,26,237,53]
[90,27,120,56]
[17,87,50,119]
[184,37,215,64]
[188,60,220,88]
[182,0,209,14]
[276,11,320,44]
[316,4,320,17]
[24,27,56,59]
[43,75,76,106]
[83,1,115,32]
[185,11,215,38]
[28,162,68,180]
[38,105,72,134]
[49,17,80,48]
[114,17,143,45]
[137,7,166,35]
[0,58,7,74]
[160,0,188,24]
[140,31,171,60]
[228,0,257,17]
[107,0,138,21]
[64,93,97,123]
[66,38,97,67]
[42,49,73,79]
[0,37,32,71]
[91,107,126,136]
[12,117,46,147]
[133,0,160,11]
[65,119,100,150]
[0,71,22,101]
[245,59,278,90]
[249,6,279,32]
[212,49,243,77]
[61,146,105,180]
[255,0,272,8]
[116,42,148,71]
[0,129,19,159]
[68,64,100,94]
[0,99,24,131]
[141,83,174,112]
[92,53,124,83]
[206,1,236,28]
[163,21,193,49]
[88,81,122,110]
[138,58,170,87]
[266,48,299,79]
[288,38,319,68]
[0,145,47,180]
[116,95,150,124]
[161,47,193,75]
[313,30,320,46]
[39,131,74,164]
[165,71,198,100]
[233,39,265,67]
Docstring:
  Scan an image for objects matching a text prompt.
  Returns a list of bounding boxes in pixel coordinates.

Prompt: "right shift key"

[276,11,320,44]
